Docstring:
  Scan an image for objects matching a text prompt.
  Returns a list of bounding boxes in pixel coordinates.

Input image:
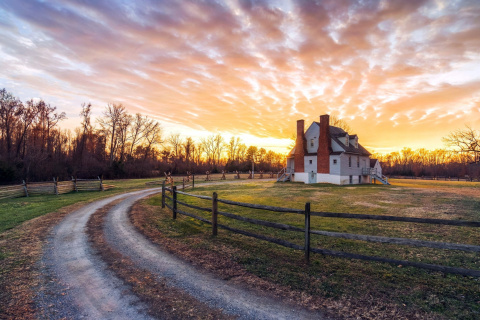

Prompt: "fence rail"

[390,175,480,182]
[161,182,480,277]
[149,172,277,189]
[0,176,111,200]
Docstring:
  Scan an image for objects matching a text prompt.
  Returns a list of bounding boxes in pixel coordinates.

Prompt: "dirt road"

[36,188,326,319]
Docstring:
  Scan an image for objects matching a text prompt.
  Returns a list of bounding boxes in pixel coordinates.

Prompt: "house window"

[345,137,349,146]
[359,175,361,183]
[310,139,314,147]
[333,159,337,164]
[309,160,312,164]
[349,175,353,184]
[348,156,351,167]
[357,156,360,167]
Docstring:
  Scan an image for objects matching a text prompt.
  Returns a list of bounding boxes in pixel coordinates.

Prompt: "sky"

[0,0,479,154]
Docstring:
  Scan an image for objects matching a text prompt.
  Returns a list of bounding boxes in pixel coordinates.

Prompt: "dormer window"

[345,135,349,146]
[355,136,358,148]
[310,139,314,147]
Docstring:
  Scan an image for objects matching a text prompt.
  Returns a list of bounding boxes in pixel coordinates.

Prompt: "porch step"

[277,173,291,182]
[372,174,390,185]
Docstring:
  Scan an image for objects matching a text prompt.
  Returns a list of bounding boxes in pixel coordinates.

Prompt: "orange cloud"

[0,0,479,154]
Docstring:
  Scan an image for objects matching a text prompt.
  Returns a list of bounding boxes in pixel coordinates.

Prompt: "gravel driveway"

[36,187,327,319]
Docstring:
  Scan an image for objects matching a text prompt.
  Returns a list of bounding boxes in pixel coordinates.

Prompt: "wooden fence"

[389,175,480,182]
[146,172,277,188]
[0,177,113,200]
[161,183,480,277]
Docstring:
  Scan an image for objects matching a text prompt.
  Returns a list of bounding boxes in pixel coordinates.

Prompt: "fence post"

[304,202,311,264]
[99,175,104,191]
[23,180,29,197]
[162,180,166,209]
[53,177,58,195]
[172,186,177,219]
[73,176,78,192]
[192,174,195,189]
[212,192,218,236]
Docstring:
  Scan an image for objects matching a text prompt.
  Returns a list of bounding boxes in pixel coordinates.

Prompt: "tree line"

[0,89,285,183]
[372,145,479,179]
[371,125,480,178]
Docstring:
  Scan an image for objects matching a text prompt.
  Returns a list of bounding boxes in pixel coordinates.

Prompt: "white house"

[281,114,388,185]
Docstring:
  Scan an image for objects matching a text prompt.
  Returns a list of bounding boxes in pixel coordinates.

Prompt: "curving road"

[37,188,326,319]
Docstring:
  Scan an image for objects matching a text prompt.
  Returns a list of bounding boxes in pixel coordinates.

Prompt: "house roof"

[291,122,371,157]
[328,125,371,156]
[370,159,378,167]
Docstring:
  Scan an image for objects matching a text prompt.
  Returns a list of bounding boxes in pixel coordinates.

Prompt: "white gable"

[304,122,319,154]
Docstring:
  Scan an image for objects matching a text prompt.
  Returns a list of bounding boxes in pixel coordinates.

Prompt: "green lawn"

[1,177,479,318]
[149,179,480,319]
[0,178,161,233]
[0,174,257,233]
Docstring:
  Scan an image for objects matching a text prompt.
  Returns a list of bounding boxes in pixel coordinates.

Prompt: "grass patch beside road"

[142,180,480,319]
[0,178,161,233]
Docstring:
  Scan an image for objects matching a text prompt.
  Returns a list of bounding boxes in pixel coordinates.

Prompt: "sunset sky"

[1,0,479,154]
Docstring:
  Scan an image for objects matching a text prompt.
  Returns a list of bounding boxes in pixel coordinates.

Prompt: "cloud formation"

[1,0,479,152]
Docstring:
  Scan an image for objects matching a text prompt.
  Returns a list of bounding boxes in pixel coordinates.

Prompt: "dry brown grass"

[0,202,86,319]
[130,200,441,320]
[87,200,234,319]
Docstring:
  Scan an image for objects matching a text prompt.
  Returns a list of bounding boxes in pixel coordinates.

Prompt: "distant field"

[0,178,159,233]
[0,174,263,233]
[143,179,480,319]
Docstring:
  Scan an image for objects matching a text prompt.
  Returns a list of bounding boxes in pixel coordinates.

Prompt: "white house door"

[309,172,316,184]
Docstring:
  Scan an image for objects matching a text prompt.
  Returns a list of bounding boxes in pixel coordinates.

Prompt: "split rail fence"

[390,175,480,182]
[162,182,480,277]
[0,177,113,200]
[146,172,278,189]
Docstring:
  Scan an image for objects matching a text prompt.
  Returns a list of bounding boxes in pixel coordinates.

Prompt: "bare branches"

[143,119,162,160]
[129,113,147,158]
[168,133,182,158]
[443,125,480,163]
[97,103,126,164]
[0,87,288,181]
[330,115,352,133]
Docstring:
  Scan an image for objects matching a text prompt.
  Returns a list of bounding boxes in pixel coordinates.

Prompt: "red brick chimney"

[317,114,331,174]
[294,119,306,172]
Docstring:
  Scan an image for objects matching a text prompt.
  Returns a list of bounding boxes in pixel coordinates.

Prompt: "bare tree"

[183,137,194,165]
[443,125,480,163]
[168,133,182,159]
[128,113,147,158]
[192,141,203,165]
[97,103,126,165]
[227,136,241,161]
[76,103,92,166]
[330,114,352,133]
[236,143,247,162]
[213,134,225,165]
[15,99,39,159]
[200,135,215,164]
[116,113,132,162]
[0,89,22,157]
[143,120,162,160]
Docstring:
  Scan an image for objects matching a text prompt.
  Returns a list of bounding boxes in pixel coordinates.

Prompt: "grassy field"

[0,178,162,233]
[0,173,255,233]
[146,179,480,319]
[1,177,479,318]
